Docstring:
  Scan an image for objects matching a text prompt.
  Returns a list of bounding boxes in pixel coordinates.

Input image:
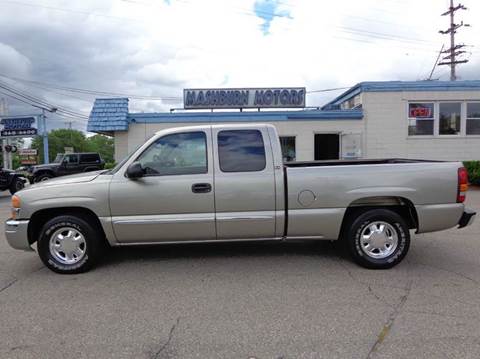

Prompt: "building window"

[218,130,266,172]
[279,136,296,162]
[467,103,480,135]
[408,103,434,136]
[439,102,461,135]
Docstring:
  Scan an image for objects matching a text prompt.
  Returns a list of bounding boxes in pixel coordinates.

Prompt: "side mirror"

[126,161,145,179]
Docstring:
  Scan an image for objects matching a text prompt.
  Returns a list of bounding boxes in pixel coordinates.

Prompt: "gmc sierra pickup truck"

[5,124,476,274]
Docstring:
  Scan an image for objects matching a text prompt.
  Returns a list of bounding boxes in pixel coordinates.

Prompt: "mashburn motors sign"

[184,87,306,109]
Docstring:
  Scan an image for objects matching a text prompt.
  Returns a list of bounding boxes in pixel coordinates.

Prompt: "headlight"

[11,195,20,219]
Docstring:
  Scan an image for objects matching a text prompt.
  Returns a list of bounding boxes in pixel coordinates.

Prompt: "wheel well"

[340,196,418,236]
[27,207,107,245]
[34,170,54,178]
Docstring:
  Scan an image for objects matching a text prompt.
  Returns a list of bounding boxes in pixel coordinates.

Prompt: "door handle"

[192,183,212,193]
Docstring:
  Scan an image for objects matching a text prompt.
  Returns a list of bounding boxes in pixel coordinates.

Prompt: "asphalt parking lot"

[0,190,479,359]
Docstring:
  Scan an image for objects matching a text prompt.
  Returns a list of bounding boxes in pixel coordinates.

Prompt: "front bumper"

[5,219,33,251]
[458,208,476,228]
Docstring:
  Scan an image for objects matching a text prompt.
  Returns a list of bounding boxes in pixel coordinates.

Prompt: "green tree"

[86,134,114,163]
[32,129,89,163]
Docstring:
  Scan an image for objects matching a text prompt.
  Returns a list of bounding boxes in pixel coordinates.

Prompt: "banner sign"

[0,117,38,137]
[1,128,37,137]
[184,87,306,109]
[20,156,38,165]
[19,149,38,156]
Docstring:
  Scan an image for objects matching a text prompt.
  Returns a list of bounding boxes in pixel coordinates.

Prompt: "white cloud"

[0,0,479,129]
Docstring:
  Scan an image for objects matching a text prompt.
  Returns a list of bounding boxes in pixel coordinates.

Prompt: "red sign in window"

[409,104,433,118]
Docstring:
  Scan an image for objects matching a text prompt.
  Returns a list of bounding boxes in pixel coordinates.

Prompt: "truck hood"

[32,163,60,170]
[30,170,105,187]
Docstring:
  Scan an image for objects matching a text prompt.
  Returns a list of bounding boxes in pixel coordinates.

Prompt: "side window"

[279,136,296,162]
[439,102,461,135]
[80,154,100,163]
[218,130,266,172]
[137,132,207,176]
[467,103,480,135]
[65,154,78,164]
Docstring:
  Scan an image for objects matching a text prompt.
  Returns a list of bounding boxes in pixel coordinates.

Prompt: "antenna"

[427,45,445,80]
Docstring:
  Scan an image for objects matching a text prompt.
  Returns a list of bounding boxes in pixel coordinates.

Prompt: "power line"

[0,81,90,123]
[307,87,351,94]
[0,73,183,102]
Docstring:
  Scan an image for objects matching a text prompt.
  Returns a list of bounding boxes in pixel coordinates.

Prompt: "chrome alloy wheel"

[49,227,87,265]
[360,221,398,259]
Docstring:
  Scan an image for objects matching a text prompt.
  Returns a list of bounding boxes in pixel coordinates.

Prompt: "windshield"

[52,154,64,163]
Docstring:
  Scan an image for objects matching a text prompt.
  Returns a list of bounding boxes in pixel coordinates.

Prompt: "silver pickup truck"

[5,124,476,273]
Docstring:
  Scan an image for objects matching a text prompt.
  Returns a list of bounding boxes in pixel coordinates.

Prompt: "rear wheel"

[37,215,102,274]
[345,209,410,269]
[9,177,24,194]
[35,173,53,182]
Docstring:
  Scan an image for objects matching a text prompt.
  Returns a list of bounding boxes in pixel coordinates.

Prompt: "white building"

[88,81,480,162]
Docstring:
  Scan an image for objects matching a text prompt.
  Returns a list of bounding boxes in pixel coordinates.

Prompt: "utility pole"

[0,98,8,169]
[64,121,72,129]
[438,0,470,81]
[41,109,50,164]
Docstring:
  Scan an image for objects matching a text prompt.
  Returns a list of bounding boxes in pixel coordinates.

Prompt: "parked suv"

[0,168,26,194]
[28,153,105,183]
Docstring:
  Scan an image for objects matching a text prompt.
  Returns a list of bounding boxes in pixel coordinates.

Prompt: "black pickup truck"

[27,152,105,183]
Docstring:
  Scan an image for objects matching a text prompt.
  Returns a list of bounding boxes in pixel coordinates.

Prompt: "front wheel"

[9,177,24,194]
[37,215,102,274]
[345,209,410,269]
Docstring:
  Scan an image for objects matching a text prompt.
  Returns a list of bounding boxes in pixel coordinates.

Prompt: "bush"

[104,162,116,170]
[464,161,480,185]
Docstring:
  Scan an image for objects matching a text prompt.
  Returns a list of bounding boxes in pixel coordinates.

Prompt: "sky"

[0,0,479,132]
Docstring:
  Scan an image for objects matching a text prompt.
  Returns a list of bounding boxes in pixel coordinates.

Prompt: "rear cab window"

[217,130,266,172]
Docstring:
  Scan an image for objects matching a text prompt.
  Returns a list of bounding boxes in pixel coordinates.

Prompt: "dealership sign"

[0,116,38,137]
[184,87,306,109]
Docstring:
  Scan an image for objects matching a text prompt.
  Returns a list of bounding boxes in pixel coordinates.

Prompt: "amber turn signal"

[11,195,20,208]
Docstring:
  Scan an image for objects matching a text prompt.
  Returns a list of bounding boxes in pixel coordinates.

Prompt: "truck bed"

[284,158,442,167]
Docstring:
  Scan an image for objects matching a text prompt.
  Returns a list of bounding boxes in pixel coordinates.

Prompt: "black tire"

[345,209,410,269]
[35,173,53,182]
[9,177,24,195]
[37,215,102,274]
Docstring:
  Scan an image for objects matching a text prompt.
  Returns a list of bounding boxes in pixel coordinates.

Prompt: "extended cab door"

[212,125,277,239]
[109,128,216,243]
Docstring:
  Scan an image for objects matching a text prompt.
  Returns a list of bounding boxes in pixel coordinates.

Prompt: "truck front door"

[212,126,277,239]
[109,129,216,243]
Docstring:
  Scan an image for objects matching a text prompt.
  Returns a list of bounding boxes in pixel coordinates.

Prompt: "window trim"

[217,129,267,173]
[134,131,208,177]
[407,100,480,138]
[407,102,435,137]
